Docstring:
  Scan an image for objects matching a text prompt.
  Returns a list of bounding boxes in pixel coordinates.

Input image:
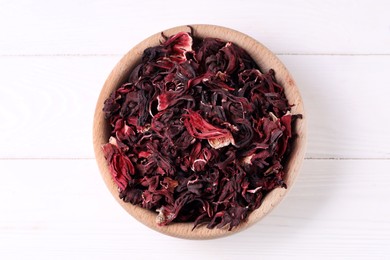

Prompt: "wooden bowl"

[93,24,307,239]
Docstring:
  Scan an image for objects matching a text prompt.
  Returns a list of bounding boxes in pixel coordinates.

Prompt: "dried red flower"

[102,137,135,191]
[102,30,299,230]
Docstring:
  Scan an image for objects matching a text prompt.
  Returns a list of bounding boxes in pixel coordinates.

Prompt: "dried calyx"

[102,30,300,230]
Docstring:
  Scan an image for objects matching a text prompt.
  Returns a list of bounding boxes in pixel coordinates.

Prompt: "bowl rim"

[93,24,307,239]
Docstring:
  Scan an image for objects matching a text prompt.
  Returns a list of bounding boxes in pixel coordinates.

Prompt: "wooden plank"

[1,55,389,159]
[0,0,389,55]
[0,56,117,158]
[0,159,389,258]
[280,55,390,159]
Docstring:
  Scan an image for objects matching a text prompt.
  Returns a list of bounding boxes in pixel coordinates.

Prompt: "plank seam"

[1,53,390,57]
[0,157,389,160]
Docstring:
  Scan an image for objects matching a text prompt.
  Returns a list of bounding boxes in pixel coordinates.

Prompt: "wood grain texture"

[280,55,390,159]
[93,24,306,239]
[0,0,389,256]
[1,55,390,159]
[0,56,117,158]
[0,0,389,55]
[0,159,388,259]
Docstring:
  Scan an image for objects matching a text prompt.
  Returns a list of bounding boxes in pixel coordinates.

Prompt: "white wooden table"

[1,1,389,259]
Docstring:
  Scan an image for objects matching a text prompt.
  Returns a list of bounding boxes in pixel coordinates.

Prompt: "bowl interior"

[93,24,307,239]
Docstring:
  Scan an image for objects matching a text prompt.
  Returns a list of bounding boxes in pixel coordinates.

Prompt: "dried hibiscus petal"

[102,137,135,191]
[183,109,235,149]
[102,30,300,230]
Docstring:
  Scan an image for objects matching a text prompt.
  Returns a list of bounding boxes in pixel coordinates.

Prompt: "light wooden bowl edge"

[93,24,307,239]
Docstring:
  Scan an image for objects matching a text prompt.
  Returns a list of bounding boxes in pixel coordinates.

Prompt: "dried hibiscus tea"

[102,30,300,230]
